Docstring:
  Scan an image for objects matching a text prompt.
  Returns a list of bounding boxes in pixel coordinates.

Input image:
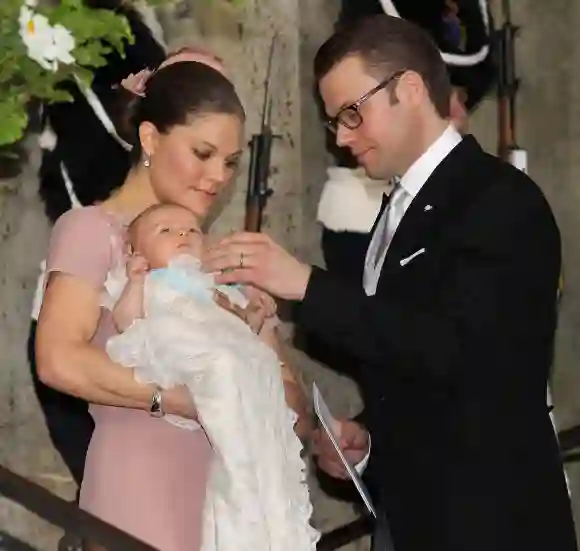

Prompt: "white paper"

[312,383,376,517]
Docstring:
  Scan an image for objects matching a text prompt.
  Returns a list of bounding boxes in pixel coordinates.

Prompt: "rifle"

[496,0,527,173]
[244,35,278,232]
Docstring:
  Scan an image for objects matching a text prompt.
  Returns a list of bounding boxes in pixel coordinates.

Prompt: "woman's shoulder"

[47,206,125,284]
[53,205,121,236]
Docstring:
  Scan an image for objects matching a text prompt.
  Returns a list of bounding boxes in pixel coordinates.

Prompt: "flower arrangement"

[0,0,135,147]
[0,0,244,150]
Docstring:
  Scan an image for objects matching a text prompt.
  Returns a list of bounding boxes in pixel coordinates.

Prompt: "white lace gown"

[102,255,319,551]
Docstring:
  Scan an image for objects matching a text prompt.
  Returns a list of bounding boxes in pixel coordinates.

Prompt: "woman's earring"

[143,154,151,168]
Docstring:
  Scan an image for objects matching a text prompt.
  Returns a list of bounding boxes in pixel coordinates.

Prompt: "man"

[205,15,576,551]
[318,0,487,276]
[317,87,467,292]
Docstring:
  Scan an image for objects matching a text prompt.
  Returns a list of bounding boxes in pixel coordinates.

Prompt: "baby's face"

[132,205,204,269]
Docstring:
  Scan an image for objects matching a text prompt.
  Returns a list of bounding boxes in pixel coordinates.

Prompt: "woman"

[35,60,302,550]
[31,35,222,494]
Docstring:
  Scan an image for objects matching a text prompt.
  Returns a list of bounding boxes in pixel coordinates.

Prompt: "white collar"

[399,125,462,199]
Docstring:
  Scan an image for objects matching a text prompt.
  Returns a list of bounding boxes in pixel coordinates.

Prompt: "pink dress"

[46,206,212,551]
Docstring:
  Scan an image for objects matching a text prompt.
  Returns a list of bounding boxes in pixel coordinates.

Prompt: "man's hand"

[203,232,312,301]
[312,419,370,479]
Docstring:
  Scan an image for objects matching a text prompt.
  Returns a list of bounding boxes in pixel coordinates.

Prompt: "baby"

[102,203,318,551]
[113,203,268,335]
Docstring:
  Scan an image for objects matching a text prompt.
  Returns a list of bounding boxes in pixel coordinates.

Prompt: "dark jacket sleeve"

[299,179,561,383]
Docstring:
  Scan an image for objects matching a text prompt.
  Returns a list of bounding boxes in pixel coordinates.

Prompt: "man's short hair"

[314,14,452,118]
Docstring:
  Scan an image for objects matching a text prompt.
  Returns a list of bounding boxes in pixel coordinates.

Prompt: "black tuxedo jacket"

[300,136,576,550]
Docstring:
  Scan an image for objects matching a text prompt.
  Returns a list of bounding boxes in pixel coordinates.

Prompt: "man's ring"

[239,252,244,268]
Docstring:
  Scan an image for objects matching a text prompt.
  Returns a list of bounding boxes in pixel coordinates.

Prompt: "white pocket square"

[400,248,426,267]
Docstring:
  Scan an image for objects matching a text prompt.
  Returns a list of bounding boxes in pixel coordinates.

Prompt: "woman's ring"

[239,252,244,268]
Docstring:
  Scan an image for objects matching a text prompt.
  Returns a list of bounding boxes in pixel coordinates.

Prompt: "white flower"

[19,7,53,70]
[19,5,76,72]
[49,24,76,65]
[25,0,38,6]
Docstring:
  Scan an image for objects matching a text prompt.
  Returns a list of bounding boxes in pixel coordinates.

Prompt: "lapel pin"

[400,248,426,267]
[424,204,433,211]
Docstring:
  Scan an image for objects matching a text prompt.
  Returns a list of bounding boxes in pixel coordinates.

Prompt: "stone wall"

[0,141,67,549]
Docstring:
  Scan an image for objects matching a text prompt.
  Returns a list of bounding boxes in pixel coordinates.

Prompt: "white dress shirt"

[363,125,462,296]
[356,125,462,473]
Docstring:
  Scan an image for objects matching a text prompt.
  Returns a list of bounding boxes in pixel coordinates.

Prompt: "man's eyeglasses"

[324,70,406,134]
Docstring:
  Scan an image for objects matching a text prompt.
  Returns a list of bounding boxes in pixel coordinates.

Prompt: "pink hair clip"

[115,44,226,95]
[118,68,153,97]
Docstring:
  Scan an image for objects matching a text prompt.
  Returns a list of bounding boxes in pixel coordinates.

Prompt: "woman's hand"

[163,386,198,420]
[258,316,280,347]
[243,286,277,316]
[242,286,277,334]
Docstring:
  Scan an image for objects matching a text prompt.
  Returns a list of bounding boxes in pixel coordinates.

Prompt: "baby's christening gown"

[101,254,319,551]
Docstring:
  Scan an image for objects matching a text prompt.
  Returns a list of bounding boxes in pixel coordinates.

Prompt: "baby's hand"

[126,254,149,282]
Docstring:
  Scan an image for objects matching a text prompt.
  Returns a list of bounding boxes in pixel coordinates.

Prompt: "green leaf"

[0,0,246,146]
[0,97,28,147]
